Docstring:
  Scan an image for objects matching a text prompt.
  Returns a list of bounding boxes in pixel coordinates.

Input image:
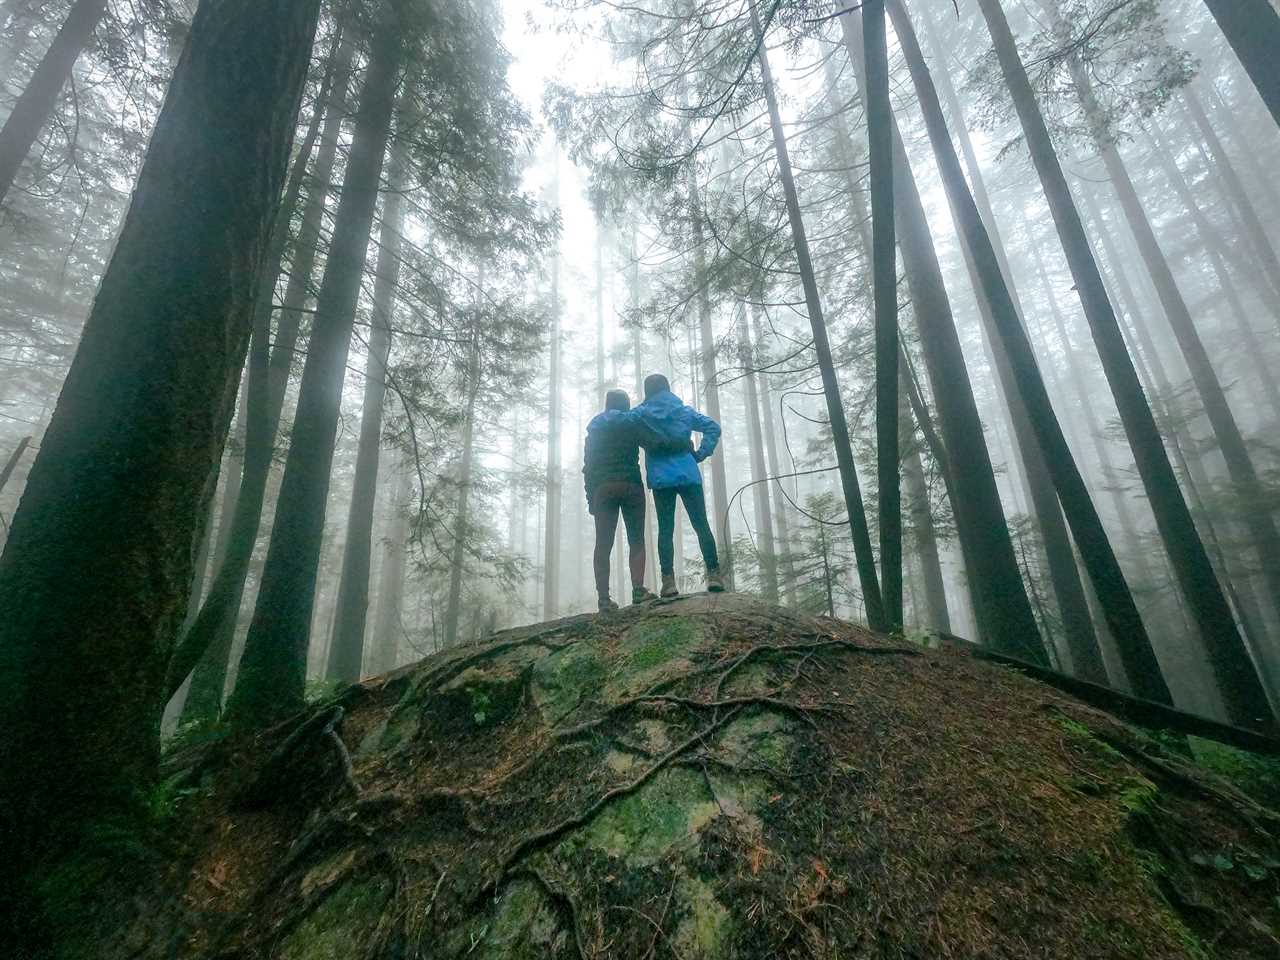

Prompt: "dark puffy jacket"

[583,410,661,505]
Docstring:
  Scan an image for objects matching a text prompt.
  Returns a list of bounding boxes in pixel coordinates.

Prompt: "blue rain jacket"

[630,389,721,490]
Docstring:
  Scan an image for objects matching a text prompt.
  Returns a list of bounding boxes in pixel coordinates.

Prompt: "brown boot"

[598,596,619,613]
[632,585,658,605]
[660,573,679,598]
[706,568,726,593]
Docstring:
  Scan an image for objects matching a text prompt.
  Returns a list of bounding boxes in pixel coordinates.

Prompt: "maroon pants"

[591,481,647,599]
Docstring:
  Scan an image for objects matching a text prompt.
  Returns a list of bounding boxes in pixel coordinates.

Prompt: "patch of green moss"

[434,664,527,732]
[363,684,422,753]
[561,766,720,866]
[671,873,732,958]
[455,878,568,959]
[1054,714,1123,760]
[531,642,607,723]
[277,876,392,960]
[1188,737,1280,809]
[623,617,703,672]
[719,710,796,771]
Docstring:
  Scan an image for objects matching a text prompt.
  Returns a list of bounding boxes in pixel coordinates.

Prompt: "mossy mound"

[106,595,1279,958]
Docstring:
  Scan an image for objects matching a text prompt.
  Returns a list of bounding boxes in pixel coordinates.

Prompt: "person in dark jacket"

[584,389,665,611]
[632,373,725,597]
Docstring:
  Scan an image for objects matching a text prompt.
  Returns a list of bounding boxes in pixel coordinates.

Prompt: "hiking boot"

[660,573,679,598]
[598,597,619,613]
[706,568,726,593]
[632,585,658,605]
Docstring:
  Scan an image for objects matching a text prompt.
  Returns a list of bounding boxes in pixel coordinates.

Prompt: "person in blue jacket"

[632,373,725,597]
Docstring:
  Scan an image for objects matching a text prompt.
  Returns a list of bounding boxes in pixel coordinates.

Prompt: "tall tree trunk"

[443,337,481,648]
[751,307,798,604]
[749,0,886,629]
[326,122,407,681]
[974,0,1272,729]
[0,0,107,205]
[370,458,410,674]
[839,9,1041,658]
[863,0,901,631]
[900,389,951,634]
[0,0,320,880]
[890,0,1155,691]
[0,435,31,495]
[165,39,338,708]
[1069,63,1280,633]
[227,7,402,726]
[690,190,732,583]
[544,157,563,619]
[738,309,778,602]
[913,2,1105,680]
[1201,0,1280,128]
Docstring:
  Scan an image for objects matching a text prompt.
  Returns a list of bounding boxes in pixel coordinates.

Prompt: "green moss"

[623,617,703,672]
[1054,714,1124,760]
[671,873,732,958]
[1188,737,1280,809]
[434,664,526,732]
[719,710,796,771]
[531,642,607,723]
[277,876,392,960]
[562,766,720,866]
[455,878,568,959]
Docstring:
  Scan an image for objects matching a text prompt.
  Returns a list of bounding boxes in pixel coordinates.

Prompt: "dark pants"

[654,484,718,576]
[591,481,647,600]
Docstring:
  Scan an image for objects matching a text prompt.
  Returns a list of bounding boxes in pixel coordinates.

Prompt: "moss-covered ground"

[89,594,1279,958]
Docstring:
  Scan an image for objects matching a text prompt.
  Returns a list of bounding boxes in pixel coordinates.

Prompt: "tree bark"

[371,458,410,674]
[751,307,798,604]
[0,0,320,870]
[891,0,1156,691]
[840,9,1041,659]
[0,0,107,205]
[863,0,901,631]
[973,0,1272,730]
[914,2,1105,681]
[737,309,778,602]
[326,120,408,681]
[1201,0,1280,128]
[443,338,481,647]
[749,0,885,629]
[543,152,563,620]
[0,434,31,495]
[165,39,338,710]
[227,6,402,725]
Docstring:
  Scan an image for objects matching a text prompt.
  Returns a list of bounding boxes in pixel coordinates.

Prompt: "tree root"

[712,637,921,699]
[234,705,354,809]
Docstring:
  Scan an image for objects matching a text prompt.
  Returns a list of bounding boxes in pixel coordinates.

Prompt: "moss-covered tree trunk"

[0,0,320,896]
[227,5,403,726]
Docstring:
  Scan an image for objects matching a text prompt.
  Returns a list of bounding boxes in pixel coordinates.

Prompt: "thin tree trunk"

[371,459,410,674]
[0,0,320,869]
[326,119,407,681]
[690,190,732,582]
[749,0,885,629]
[0,0,107,205]
[974,0,1272,729]
[1201,0,1280,128]
[752,307,798,604]
[738,309,778,602]
[444,336,481,648]
[900,389,951,634]
[840,9,1040,657]
[0,435,31,495]
[227,7,402,725]
[863,0,901,631]
[543,158,563,619]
